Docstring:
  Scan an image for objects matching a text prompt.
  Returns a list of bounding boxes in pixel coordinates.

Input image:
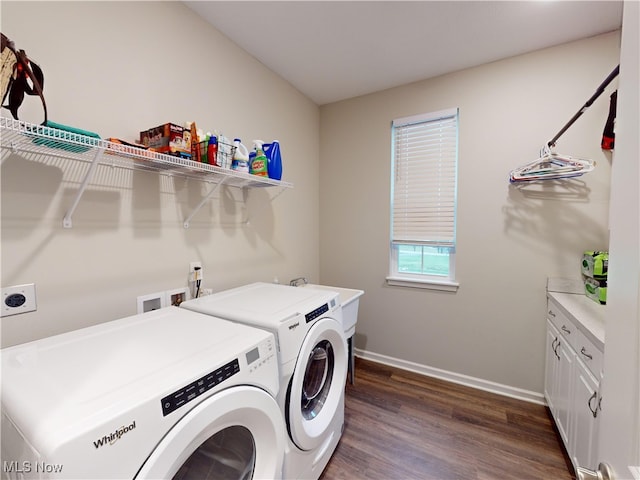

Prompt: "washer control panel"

[305,303,329,323]
[161,359,240,416]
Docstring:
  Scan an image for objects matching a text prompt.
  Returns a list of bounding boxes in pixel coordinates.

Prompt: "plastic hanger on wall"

[510,148,595,183]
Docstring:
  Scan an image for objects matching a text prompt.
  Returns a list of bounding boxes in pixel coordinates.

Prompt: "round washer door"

[136,386,285,480]
[287,317,347,451]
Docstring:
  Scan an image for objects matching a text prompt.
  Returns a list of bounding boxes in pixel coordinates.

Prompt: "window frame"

[387,108,460,292]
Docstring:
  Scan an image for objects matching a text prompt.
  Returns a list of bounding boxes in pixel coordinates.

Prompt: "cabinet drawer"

[575,329,604,377]
[548,300,579,351]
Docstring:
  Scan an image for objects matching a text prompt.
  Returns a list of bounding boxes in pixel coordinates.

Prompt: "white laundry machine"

[1,307,285,480]
[294,283,364,384]
[181,282,348,480]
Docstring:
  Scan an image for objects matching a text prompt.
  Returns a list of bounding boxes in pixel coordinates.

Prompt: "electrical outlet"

[2,283,37,317]
[189,262,203,282]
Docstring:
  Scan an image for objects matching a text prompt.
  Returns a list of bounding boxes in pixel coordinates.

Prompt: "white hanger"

[510,146,594,183]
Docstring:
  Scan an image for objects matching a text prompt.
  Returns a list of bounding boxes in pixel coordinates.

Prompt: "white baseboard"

[355,348,546,405]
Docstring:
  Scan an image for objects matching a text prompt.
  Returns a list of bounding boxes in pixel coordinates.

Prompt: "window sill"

[386,276,459,292]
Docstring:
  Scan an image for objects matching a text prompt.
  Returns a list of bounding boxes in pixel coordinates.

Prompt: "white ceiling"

[185,1,623,105]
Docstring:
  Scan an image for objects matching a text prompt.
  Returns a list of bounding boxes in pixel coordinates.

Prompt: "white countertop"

[547,291,606,349]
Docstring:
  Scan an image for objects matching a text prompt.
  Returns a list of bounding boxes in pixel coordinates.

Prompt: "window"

[388,108,459,291]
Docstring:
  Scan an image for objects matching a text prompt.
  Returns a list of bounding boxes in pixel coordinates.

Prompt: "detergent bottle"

[231,138,249,173]
[207,135,218,166]
[263,140,282,180]
[250,140,269,177]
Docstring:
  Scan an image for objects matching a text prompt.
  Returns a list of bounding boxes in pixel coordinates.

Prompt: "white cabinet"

[557,331,575,447]
[545,295,604,473]
[544,320,559,411]
[571,358,600,470]
[545,318,574,446]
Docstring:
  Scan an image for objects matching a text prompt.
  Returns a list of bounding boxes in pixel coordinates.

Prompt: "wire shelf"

[0,117,292,228]
[0,117,292,189]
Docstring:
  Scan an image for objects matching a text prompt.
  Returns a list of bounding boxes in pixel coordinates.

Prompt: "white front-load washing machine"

[1,307,285,480]
[181,282,348,480]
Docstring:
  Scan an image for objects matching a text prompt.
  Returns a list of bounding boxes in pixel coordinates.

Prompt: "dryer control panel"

[161,359,240,416]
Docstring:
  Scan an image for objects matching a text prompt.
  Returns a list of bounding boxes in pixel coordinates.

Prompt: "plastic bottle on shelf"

[207,136,218,166]
[231,138,249,173]
[263,140,282,180]
[188,121,201,162]
[250,140,269,177]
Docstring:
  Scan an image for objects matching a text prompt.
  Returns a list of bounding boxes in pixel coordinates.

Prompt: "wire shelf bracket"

[183,176,228,229]
[63,147,104,228]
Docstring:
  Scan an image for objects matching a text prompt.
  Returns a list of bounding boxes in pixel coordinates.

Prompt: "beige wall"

[1,1,320,347]
[1,2,623,397]
[319,32,620,394]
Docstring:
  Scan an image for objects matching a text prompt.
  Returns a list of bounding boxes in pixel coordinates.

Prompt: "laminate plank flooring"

[321,358,574,480]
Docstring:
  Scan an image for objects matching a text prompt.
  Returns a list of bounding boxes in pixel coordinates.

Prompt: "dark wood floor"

[321,358,574,480]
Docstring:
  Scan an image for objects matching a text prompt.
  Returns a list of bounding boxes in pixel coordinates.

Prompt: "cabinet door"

[544,320,560,413]
[555,336,574,447]
[571,359,600,471]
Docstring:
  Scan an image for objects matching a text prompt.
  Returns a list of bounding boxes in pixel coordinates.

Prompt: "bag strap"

[1,33,48,125]
[1,40,18,105]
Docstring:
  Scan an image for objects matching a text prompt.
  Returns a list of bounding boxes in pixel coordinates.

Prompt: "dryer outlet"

[2,283,37,317]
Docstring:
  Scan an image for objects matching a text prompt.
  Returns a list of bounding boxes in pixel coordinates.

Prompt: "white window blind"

[391,108,458,247]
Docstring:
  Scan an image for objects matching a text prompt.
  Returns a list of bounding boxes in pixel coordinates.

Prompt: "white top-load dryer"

[181,282,348,480]
[1,307,285,480]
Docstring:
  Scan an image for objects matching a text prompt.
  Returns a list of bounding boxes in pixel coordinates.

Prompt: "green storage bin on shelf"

[30,121,100,153]
[582,251,608,279]
[584,276,607,305]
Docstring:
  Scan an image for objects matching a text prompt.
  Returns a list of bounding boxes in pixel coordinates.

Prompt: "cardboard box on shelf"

[140,123,191,158]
